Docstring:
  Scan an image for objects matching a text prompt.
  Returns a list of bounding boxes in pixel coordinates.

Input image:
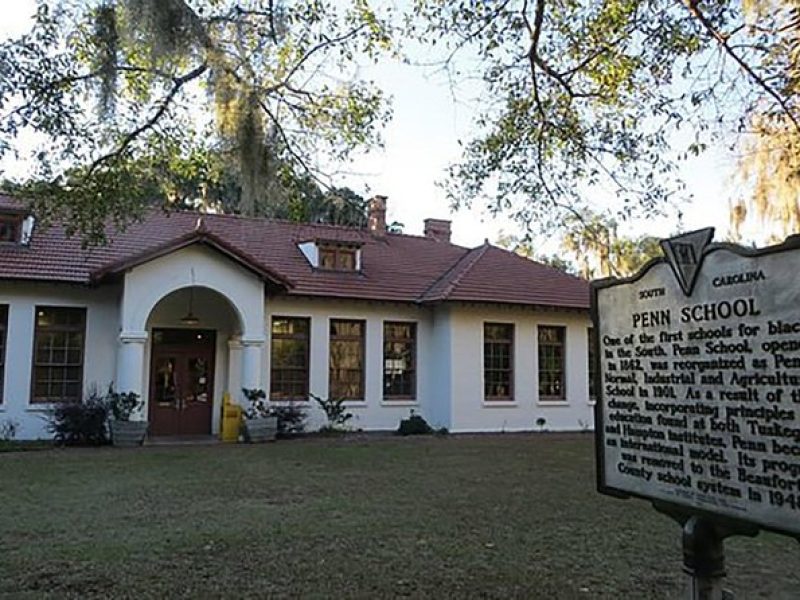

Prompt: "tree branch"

[258,98,331,191]
[522,0,547,120]
[86,63,208,176]
[683,0,800,133]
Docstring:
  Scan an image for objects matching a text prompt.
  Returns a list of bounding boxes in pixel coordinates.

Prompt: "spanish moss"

[93,2,118,117]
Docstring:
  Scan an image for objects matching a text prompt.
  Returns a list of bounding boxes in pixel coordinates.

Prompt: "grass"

[0,439,53,453]
[0,434,797,599]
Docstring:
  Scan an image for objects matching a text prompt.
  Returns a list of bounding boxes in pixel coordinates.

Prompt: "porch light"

[180,269,200,326]
[180,310,200,326]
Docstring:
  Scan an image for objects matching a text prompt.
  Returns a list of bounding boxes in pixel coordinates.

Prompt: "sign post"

[592,229,800,598]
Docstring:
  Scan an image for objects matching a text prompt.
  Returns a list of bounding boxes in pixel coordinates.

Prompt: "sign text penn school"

[593,228,800,538]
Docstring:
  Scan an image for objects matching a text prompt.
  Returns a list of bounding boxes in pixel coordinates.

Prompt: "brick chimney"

[424,218,451,243]
[367,195,387,236]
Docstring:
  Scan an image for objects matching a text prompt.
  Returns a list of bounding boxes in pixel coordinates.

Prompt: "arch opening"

[143,286,246,437]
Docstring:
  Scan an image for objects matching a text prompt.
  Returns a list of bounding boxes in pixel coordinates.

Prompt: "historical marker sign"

[593,229,800,537]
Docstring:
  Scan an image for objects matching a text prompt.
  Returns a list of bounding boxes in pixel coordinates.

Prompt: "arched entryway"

[114,243,268,436]
[145,287,241,436]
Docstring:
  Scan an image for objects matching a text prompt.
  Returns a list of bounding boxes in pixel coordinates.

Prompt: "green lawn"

[0,434,797,599]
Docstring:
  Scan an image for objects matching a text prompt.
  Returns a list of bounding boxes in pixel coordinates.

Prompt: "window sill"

[482,400,518,408]
[26,403,61,412]
[381,399,418,407]
[342,400,367,408]
[313,267,363,275]
[537,399,569,407]
[269,399,310,404]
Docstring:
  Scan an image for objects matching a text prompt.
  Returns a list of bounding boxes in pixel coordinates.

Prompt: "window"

[32,306,86,403]
[383,322,416,399]
[0,215,21,243]
[588,327,597,401]
[0,305,7,403]
[318,244,358,271]
[270,317,310,401]
[329,319,365,400]
[538,326,566,400]
[484,323,514,400]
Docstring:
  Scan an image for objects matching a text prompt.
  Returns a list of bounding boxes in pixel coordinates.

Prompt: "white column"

[116,331,148,419]
[240,337,265,407]
[227,335,243,401]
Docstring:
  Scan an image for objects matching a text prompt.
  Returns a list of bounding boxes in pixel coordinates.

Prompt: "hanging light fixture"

[180,267,200,326]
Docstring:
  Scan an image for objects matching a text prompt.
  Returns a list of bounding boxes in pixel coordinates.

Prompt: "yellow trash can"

[220,393,242,442]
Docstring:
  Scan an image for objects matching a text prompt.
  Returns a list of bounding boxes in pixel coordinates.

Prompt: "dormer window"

[298,239,362,271]
[0,215,21,243]
[320,245,357,271]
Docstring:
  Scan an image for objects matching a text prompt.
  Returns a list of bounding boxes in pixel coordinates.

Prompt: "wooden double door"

[149,329,216,437]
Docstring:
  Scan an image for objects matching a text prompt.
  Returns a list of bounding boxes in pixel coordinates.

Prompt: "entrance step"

[145,435,220,447]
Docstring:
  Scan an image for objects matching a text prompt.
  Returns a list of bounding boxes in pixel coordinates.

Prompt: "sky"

[0,1,752,253]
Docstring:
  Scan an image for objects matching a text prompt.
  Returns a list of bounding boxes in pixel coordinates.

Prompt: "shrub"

[397,411,432,436]
[106,386,142,421]
[310,393,353,430]
[273,402,307,438]
[0,419,19,441]
[48,391,109,446]
[241,388,272,420]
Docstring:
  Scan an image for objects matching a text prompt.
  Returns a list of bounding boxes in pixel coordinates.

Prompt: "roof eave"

[90,231,294,290]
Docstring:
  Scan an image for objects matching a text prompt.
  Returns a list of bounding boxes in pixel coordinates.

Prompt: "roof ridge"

[489,244,589,282]
[155,207,471,246]
[418,242,491,302]
[1,195,469,248]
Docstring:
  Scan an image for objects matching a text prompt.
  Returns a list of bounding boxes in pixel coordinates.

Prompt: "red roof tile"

[420,243,589,309]
[0,195,589,309]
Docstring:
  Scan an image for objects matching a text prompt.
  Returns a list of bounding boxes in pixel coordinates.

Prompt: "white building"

[0,195,595,439]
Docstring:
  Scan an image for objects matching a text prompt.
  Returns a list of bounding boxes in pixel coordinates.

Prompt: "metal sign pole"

[653,503,759,600]
[682,516,729,600]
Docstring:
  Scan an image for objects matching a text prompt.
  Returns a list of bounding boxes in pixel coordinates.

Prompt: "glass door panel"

[153,356,178,405]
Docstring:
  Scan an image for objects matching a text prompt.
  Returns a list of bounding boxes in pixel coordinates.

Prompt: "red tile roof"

[0,195,589,309]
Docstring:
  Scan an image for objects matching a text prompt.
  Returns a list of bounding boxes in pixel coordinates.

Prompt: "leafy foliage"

[397,411,432,436]
[241,388,272,420]
[272,402,307,438]
[408,0,800,237]
[48,393,109,446]
[561,211,662,278]
[736,114,800,241]
[0,419,19,442]
[496,216,659,279]
[106,386,142,421]
[310,393,353,430]
[495,230,577,274]
[0,1,394,242]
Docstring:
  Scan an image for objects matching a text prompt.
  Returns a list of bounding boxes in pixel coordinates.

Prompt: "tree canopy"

[496,211,662,279]
[409,0,800,238]
[0,0,393,241]
[3,1,800,245]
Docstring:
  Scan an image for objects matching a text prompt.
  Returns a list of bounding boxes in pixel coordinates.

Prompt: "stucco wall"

[1,248,593,439]
[427,306,452,430]
[265,296,434,432]
[446,304,594,433]
[122,244,264,338]
[0,282,120,439]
